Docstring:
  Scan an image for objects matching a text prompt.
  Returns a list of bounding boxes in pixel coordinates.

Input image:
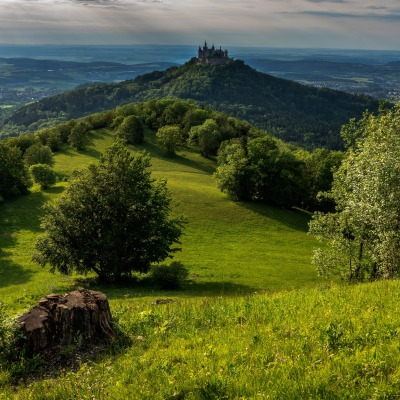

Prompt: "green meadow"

[2,128,399,398]
[0,128,319,312]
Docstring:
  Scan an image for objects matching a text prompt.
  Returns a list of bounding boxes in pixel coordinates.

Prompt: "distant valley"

[0,58,177,106]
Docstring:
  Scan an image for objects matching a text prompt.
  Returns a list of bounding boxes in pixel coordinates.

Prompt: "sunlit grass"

[3,281,400,399]
[1,126,400,399]
[0,128,321,313]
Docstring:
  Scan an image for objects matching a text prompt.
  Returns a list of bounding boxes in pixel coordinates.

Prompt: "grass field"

[5,127,399,399]
[0,128,320,313]
[2,281,400,399]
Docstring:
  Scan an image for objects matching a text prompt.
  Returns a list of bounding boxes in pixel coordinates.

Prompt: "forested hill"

[6,58,380,149]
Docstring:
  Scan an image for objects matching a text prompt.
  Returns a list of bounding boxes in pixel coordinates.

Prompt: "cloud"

[0,0,399,49]
[295,10,400,20]
[305,0,347,2]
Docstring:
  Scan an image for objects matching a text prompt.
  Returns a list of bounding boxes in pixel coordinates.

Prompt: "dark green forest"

[4,59,381,149]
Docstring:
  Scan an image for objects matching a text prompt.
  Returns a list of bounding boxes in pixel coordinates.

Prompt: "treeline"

[3,59,381,149]
[0,98,343,212]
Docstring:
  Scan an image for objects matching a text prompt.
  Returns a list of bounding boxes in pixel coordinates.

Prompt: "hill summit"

[6,53,380,149]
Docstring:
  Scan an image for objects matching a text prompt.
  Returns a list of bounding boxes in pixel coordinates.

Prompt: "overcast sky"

[1,0,399,49]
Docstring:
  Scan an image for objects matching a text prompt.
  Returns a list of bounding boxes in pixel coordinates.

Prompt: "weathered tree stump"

[17,288,115,354]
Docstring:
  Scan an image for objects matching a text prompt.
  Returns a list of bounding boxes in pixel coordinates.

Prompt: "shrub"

[150,261,189,290]
[23,143,54,166]
[29,164,57,189]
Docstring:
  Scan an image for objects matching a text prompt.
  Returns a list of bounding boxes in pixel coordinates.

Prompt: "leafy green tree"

[33,141,185,281]
[161,100,193,127]
[85,110,115,130]
[299,148,344,211]
[247,136,302,208]
[310,105,400,281]
[57,120,77,143]
[0,143,31,200]
[110,115,124,130]
[115,115,144,145]
[181,108,209,136]
[215,141,255,201]
[68,121,91,150]
[156,125,182,156]
[188,119,221,157]
[35,128,62,151]
[23,143,54,166]
[216,135,306,208]
[5,133,38,155]
[29,164,57,190]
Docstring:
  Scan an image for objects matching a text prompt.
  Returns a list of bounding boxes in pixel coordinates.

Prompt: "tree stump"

[17,288,115,354]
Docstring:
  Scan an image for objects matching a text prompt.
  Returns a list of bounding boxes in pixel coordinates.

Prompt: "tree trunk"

[17,288,115,355]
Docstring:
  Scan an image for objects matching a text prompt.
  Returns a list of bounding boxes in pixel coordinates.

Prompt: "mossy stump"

[17,288,115,354]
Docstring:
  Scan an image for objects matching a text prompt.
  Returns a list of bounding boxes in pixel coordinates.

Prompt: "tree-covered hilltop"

[4,59,381,149]
[1,98,343,213]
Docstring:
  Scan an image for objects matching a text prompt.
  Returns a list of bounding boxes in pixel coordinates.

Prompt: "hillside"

[2,118,400,398]
[5,59,380,149]
[0,126,320,312]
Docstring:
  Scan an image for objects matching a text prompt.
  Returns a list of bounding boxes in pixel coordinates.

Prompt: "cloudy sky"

[1,0,399,49]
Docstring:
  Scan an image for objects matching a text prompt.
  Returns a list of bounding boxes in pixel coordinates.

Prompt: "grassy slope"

[2,282,400,399]
[7,131,400,400]
[2,129,400,398]
[0,128,319,314]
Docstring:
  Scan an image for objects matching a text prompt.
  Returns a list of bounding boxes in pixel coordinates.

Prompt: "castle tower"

[196,42,231,65]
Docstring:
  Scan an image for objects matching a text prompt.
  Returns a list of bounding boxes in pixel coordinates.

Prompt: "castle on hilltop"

[197,41,231,65]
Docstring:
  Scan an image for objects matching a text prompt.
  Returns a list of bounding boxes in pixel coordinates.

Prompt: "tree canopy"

[310,104,400,281]
[0,142,31,201]
[33,141,185,281]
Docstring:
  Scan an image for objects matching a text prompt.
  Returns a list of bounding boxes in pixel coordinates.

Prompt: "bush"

[150,262,189,290]
[29,164,57,189]
[23,143,54,166]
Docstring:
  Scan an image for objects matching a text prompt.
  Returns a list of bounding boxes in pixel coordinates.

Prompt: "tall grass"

[2,281,400,398]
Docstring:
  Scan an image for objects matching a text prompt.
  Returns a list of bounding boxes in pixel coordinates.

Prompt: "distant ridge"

[6,58,380,149]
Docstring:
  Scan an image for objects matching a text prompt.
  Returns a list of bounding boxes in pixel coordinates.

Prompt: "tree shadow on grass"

[0,253,34,288]
[165,153,216,175]
[182,280,256,297]
[81,146,102,160]
[0,189,62,288]
[238,201,311,233]
[0,190,60,234]
[73,276,255,300]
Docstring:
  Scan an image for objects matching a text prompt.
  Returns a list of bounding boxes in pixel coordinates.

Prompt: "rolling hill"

[1,115,400,398]
[5,59,381,149]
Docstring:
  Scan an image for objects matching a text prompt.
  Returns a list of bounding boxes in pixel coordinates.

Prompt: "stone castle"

[197,41,231,65]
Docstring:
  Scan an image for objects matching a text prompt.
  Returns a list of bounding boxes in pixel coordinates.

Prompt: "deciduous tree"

[0,143,31,200]
[23,143,53,166]
[156,125,182,156]
[33,141,185,281]
[310,104,400,281]
[115,115,144,145]
[29,164,57,190]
